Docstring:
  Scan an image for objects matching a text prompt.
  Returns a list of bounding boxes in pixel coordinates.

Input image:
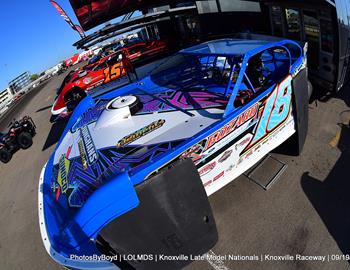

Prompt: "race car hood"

[42,79,228,253]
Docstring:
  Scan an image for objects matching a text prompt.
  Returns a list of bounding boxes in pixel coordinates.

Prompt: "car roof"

[180,39,278,56]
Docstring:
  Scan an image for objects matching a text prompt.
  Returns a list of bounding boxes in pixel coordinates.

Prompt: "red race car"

[51,40,167,119]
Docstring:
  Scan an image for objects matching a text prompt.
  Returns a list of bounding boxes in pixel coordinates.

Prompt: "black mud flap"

[292,69,309,154]
[99,158,218,270]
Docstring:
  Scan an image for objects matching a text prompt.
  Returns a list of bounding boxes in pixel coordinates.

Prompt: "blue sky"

[0,1,104,90]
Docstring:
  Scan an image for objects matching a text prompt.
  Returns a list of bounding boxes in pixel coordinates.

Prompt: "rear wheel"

[0,148,12,163]
[307,80,313,100]
[17,132,33,149]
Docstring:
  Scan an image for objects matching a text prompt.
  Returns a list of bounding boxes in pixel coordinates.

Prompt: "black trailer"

[260,0,350,92]
[71,0,350,94]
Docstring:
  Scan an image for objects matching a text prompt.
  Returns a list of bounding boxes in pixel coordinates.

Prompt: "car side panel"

[196,76,296,195]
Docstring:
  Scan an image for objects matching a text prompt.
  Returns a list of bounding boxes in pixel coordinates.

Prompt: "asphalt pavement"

[0,69,350,270]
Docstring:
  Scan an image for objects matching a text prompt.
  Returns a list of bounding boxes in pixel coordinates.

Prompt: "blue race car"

[39,39,310,270]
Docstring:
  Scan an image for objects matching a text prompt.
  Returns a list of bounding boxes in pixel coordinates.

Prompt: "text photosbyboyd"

[69,253,350,263]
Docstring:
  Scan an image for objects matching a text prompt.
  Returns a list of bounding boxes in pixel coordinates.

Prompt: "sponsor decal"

[79,126,98,165]
[203,171,225,187]
[213,171,225,182]
[198,161,216,177]
[83,77,92,85]
[53,145,72,200]
[218,150,233,163]
[55,155,70,201]
[236,137,251,150]
[57,155,70,193]
[78,139,88,170]
[116,119,166,148]
[246,150,253,159]
[87,80,104,91]
[181,139,207,163]
[206,103,258,149]
[204,171,225,188]
[208,147,216,154]
[226,164,235,173]
[66,145,72,159]
[292,58,307,77]
[181,103,258,163]
[98,104,107,110]
[203,179,212,187]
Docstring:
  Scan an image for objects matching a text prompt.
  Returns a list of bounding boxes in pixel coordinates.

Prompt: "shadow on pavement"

[36,105,52,113]
[309,86,334,104]
[309,80,350,105]
[42,118,69,151]
[301,123,350,262]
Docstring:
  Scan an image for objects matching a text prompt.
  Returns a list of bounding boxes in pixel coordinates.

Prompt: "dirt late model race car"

[39,39,309,270]
[51,52,128,119]
[51,40,167,120]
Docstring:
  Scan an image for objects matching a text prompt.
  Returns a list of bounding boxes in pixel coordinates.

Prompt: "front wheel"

[64,87,87,112]
[17,132,33,149]
[0,148,12,163]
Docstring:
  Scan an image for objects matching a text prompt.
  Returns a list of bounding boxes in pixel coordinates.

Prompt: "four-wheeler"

[0,116,36,163]
[39,39,309,270]
[51,40,168,119]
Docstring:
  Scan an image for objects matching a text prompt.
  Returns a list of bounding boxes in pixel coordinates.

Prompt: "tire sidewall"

[0,148,12,163]
[17,132,33,149]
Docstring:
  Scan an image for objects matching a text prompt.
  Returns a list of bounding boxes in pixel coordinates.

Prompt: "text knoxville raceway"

[38,39,310,270]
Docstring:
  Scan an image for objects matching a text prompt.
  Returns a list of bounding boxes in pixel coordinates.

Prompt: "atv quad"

[0,116,36,163]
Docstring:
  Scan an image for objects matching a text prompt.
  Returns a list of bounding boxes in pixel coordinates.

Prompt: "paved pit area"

[0,69,349,270]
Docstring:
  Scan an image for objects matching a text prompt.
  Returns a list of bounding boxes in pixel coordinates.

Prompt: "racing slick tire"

[49,115,57,123]
[0,148,12,163]
[17,132,33,149]
[64,86,87,112]
[307,80,313,101]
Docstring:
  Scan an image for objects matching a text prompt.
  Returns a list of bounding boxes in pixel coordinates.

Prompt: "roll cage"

[180,39,303,118]
[225,39,303,117]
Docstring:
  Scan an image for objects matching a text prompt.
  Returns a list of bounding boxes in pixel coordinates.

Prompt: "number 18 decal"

[247,75,292,148]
